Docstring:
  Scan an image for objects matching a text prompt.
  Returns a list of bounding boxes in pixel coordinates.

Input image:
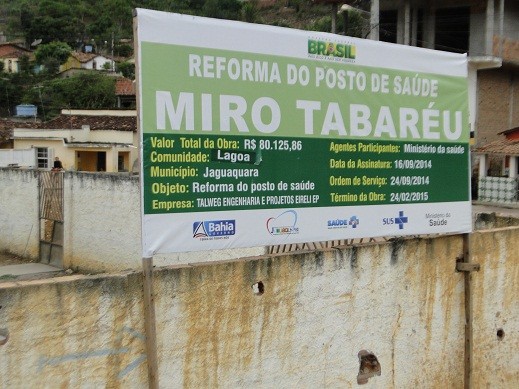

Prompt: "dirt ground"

[0,252,36,266]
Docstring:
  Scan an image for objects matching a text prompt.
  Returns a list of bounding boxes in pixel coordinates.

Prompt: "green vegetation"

[34,41,72,75]
[0,0,369,118]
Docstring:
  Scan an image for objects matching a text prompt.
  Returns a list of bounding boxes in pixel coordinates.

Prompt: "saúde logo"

[193,220,235,240]
[327,218,348,229]
[266,210,299,235]
[327,215,360,229]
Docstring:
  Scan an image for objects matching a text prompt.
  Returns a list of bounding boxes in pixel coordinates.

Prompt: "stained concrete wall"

[0,169,264,272]
[472,226,519,388]
[64,172,141,272]
[0,168,39,259]
[2,228,518,387]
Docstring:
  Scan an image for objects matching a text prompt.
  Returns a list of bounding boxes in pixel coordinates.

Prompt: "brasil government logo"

[308,39,356,60]
[193,220,235,238]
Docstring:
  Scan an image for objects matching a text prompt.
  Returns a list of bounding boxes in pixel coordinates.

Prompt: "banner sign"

[135,8,471,256]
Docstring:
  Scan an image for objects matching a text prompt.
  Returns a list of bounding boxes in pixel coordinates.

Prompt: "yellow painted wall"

[60,56,81,72]
[13,139,136,173]
[14,139,71,169]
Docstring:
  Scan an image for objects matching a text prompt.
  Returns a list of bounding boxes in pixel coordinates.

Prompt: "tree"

[48,73,117,110]
[17,55,32,75]
[21,73,117,118]
[202,0,242,20]
[21,1,84,45]
[241,1,258,23]
[114,43,133,58]
[0,73,30,117]
[35,42,72,74]
[117,61,135,79]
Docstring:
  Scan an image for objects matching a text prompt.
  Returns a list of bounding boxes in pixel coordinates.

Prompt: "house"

[60,51,115,73]
[0,118,40,167]
[474,126,519,204]
[360,0,518,147]
[10,110,138,172]
[0,118,40,149]
[115,77,136,109]
[0,43,32,73]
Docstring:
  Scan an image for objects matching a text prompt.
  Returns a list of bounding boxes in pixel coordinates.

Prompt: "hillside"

[0,0,346,45]
[0,0,369,119]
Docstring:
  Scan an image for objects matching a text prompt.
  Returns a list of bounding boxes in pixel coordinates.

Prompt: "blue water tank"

[16,104,37,117]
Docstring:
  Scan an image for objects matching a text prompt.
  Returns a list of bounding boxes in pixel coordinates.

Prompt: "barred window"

[37,147,48,168]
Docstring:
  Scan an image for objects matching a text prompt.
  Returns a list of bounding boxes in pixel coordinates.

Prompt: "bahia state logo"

[266,210,299,235]
[193,220,235,239]
[382,211,409,230]
[327,216,360,229]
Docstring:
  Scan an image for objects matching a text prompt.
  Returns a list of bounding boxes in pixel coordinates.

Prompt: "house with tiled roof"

[9,110,138,172]
[0,119,41,148]
[474,127,519,204]
[115,77,136,108]
[60,51,115,73]
[0,118,41,167]
[0,43,33,73]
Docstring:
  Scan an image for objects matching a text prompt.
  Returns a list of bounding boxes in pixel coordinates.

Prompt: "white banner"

[135,8,471,256]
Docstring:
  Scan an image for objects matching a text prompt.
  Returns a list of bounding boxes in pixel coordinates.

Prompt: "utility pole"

[112,31,115,72]
[312,0,343,34]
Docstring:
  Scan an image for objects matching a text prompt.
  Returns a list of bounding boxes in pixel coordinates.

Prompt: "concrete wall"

[0,168,39,259]
[472,226,519,388]
[1,227,518,387]
[0,169,264,272]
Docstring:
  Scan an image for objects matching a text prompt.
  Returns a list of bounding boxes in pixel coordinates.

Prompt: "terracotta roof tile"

[41,115,136,131]
[115,78,135,95]
[0,115,136,141]
[71,52,98,63]
[0,119,40,143]
[474,138,519,156]
[0,43,32,58]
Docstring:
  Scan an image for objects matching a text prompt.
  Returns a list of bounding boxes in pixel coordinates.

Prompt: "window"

[37,147,48,168]
[435,7,470,53]
[118,155,125,172]
[97,151,106,171]
[379,10,398,43]
[118,152,129,172]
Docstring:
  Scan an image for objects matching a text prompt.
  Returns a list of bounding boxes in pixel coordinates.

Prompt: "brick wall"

[476,69,518,147]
